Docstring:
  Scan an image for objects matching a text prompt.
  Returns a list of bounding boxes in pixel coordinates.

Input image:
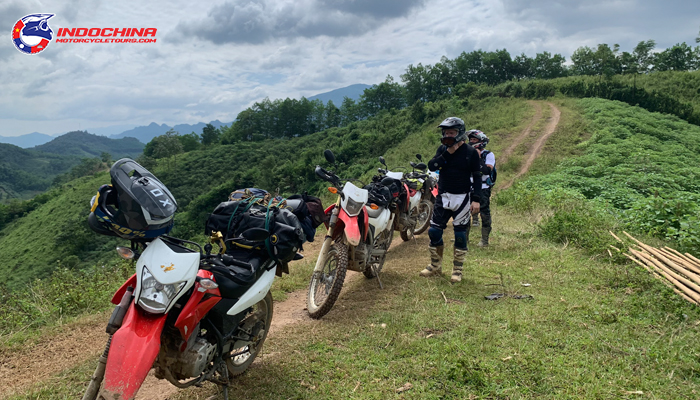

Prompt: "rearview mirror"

[379,156,387,166]
[323,149,335,164]
[416,154,423,161]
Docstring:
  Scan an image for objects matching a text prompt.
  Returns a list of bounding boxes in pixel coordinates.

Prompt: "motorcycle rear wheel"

[307,242,348,319]
[227,291,273,377]
[412,199,433,235]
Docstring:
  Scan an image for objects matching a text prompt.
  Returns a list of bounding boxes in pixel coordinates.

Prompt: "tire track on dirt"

[499,102,561,191]
[499,100,543,166]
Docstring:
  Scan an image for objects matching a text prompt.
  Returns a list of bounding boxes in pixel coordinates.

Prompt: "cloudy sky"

[1,0,699,137]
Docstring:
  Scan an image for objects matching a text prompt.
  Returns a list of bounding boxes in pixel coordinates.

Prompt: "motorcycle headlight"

[138,266,186,314]
[344,197,364,216]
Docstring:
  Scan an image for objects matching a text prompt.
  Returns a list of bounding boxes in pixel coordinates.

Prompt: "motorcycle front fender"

[101,303,167,400]
[338,207,361,246]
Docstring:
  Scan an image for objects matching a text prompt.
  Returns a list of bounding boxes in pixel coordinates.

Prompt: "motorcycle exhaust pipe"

[106,286,134,335]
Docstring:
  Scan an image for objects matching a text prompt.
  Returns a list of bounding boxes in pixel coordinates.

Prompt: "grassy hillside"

[0,143,80,201]
[32,131,144,159]
[499,98,700,254]
[0,173,122,286]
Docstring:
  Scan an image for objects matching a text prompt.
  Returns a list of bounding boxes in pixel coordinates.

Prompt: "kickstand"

[223,384,230,400]
[372,264,384,289]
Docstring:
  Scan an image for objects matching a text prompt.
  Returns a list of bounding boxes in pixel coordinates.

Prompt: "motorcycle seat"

[210,251,269,299]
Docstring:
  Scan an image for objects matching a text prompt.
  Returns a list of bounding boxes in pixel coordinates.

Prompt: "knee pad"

[428,226,444,247]
[454,229,467,250]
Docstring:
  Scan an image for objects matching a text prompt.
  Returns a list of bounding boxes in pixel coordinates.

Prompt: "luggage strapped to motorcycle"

[264,196,287,264]
[224,193,289,264]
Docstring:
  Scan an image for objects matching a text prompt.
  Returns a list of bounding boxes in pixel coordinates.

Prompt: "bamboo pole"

[623,232,700,287]
[627,253,699,305]
[664,247,700,269]
[630,249,700,304]
[625,254,675,290]
[686,253,700,267]
[657,248,700,276]
[610,231,624,243]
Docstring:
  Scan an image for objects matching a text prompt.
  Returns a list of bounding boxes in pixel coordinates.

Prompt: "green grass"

[158,207,700,400]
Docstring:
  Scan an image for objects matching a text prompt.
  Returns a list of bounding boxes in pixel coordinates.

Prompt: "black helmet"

[468,130,489,150]
[437,117,467,146]
[88,158,177,239]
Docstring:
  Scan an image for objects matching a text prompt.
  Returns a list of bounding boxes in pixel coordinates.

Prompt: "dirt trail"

[499,100,543,165]
[500,102,561,191]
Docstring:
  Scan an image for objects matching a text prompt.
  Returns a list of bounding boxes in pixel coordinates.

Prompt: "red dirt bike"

[82,229,287,400]
[377,155,435,241]
[306,150,395,319]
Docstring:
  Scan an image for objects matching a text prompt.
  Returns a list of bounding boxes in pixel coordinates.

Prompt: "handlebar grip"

[221,254,255,271]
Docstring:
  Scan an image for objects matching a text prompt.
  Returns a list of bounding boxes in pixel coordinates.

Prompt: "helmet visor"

[441,136,457,146]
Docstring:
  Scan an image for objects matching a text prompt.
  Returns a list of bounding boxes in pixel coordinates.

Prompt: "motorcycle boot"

[420,245,444,277]
[477,227,491,247]
[451,247,467,283]
[472,213,480,226]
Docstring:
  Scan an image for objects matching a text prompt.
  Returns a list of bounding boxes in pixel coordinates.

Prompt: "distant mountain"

[0,132,54,148]
[308,84,372,106]
[0,143,80,201]
[84,124,137,137]
[111,120,231,143]
[32,131,144,159]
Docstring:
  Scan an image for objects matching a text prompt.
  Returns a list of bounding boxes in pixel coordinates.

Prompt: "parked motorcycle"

[306,150,395,319]
[377,156,435,241]
[82,160,300,400]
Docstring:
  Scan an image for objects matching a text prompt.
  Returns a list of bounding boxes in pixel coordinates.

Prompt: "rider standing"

[467,130,495,247]
[420,117,482,283]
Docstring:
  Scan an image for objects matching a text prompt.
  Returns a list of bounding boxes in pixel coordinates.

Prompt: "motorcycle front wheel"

[227,291,273,377]
[307,242,348,319]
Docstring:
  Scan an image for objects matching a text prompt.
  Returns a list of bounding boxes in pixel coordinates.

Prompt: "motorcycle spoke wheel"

[227,291,273,377]
[412,199,433,235]
[307,242,347,319]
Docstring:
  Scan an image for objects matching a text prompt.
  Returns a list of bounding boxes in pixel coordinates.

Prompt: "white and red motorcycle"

[377,156,435,241]
[306,150,395,319]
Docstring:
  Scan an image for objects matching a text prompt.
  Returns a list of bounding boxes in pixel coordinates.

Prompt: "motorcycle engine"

[351,242,371,272]
[170,338,217,379]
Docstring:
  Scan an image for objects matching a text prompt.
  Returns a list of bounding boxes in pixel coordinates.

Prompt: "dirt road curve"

[500,102,561,191]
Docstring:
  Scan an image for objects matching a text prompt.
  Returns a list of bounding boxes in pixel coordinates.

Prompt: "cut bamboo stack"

[612,231,700,306]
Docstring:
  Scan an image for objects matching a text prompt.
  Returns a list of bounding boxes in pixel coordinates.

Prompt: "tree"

[532,52,567,79]
[339,96,362,126]
[178,132,201,152]
[100,152,112,164]
[633,40,656,73]
[201,123,221,145]
[323,100,341,129]
[512,53,534,80]
[359,75,407,116]
[654,42,698,71]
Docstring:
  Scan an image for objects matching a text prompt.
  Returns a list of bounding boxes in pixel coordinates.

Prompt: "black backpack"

[481,150,497,186]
